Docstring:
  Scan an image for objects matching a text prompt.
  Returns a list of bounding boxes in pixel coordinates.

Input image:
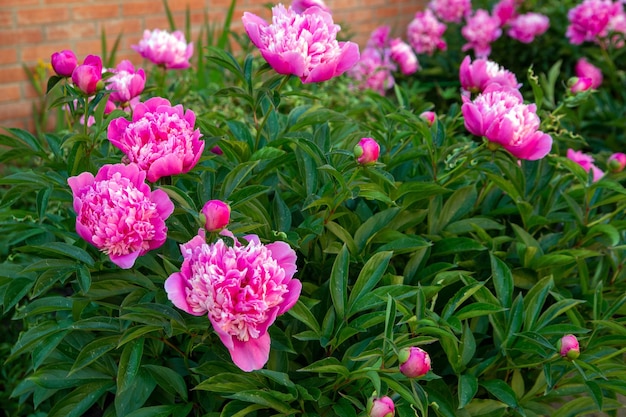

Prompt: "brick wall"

[0,0,425,130]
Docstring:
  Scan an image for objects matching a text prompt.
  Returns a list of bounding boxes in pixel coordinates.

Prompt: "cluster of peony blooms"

[460,56,552,160]
[566,0,626,47]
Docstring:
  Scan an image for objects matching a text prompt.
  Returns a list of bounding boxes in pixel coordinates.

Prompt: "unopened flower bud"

[420,111,437,126]
[71,55,103,95]
[201,199,231,232]
[51,50,78,77]
[568,76,592,94]
[558,334,580,360]
[354,137,380,165]
[399,346,431,378]
[367,395,395,417]
[608,153,626,173]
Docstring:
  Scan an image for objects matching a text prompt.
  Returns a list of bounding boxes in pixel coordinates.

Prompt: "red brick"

[123,1,165,16]
[0,28,44,45]
[17,8,71,25]
[0,49,18,65]
[20,42,71,63]
[0,66,29,83]
[46,22,97,42]
[2,0,38,5]
[75,39,106,57]
[0,101,32,121]
[72,4,121,20]
[168,0,206,12]
[0,85,23,103]
[0,11,13,27]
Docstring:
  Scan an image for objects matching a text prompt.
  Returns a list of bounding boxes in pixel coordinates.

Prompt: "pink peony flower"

[566,0,623,45]
[558,334,580,360]
[492,0,518,27]
[389,38,420,75]
[507,12,550,43]
[347,47,396,95]
[242,5,359,84]
[51,49,78,77]
[568,76,593,93]
[201,200,231,232]
[368,395,395,417]
[354,137,380,165]
[462,85,552,160]
[459,55,520,95]
[428,0,472,23]
[72,55,103,95]
[164,230,301,371]
[462,9,502,58]
[67,163,174,269]
[607,11,626,46]
[291,0,330,14]
[567,149,604,181]
[107,97,204,182]
[367,26,391,49]
[575,58,603,89]
[420,111,437,126]
[608,152,626,172]
[106,60,146,106]
[399,346,431,378]
[407,9,448,56]
[132,29,194,70]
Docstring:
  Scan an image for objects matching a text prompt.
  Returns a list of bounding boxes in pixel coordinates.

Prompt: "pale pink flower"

[201,200,231,232]
[567,149,604,181]
[608,152,626,172]
[72,55,103,96]
[407,9,448,56]
[164,230,301,371]
[367,26,391,49]
[459,55,520,95]
[428,0,472,23]
[348,47,396,95]
[558,334,580,360]
[462,85,552,160]
[368,395,395,417]
[389,38,419,75]
[568,76,593,93]
[67,163,174,269]
[607,11,626,46]
[492,0,518,27]
[107,97,204,182]
[291,0,330,14]
[399,346,431,378]
[507,12,550,43]
[133,29,194,70]
[420,111,437,125]
[566,0,623,45]
[242,5,359,83]
[51,49,78,77]
[462,9,502,58]
[354,137,380,164]
[107,60,146,106]
[575,57,603,88]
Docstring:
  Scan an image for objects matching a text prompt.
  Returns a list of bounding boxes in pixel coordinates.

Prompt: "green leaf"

[287,300,320,335]
[354,207,400,253]
[431,237,486,257]
[125,405,179,417]
[434,184,477,233]
[298,357,350,378]
[329,244,349,319]
[195,373,261,393]
[220,161,259,199]
[115,368,157,417]
[523,275,554,331]
[117,338,145,394]
[143,364,188,401]
[490,253,513,309]
[347,251,392,316]
[325,221,358,255]
[70,335,120,375]
[18,242,94,266]
[480,379,521,411]
[225,390,298,414]
[458,374,478,408]
[47,380,114,417]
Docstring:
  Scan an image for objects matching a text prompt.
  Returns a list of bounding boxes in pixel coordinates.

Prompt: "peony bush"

[2,0,626,416]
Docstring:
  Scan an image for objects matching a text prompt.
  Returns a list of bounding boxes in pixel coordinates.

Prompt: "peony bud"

[568,76,593,94]
[575,57,602,89]
[558,334,580,360]
[399,346,431,378]
[71,55,103,95]
[51,50,78,77]
[354,137,380,165]
[608,152,626,173]
[420,111,437,126]
[201,199,231,232]
[367,395,395,417]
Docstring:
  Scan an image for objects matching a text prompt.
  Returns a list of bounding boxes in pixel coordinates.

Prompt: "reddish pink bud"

[72,55,103,95]
[575,58,602,89]
[399,346,431,378]
[558,334,580,360]
[608,152,626,173]
[201,200,231,232]
[354,137,380,165]
[51,50,78,77]
[367,395,395,417]
[420,111,437,126]
[568,76,593,94]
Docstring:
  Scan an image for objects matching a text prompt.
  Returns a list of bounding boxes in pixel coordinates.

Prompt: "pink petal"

[110,250,141,269]
[229,333,271,372]
[164,272,202,315]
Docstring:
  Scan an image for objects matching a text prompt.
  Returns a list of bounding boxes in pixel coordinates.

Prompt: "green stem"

[254,74,292,150]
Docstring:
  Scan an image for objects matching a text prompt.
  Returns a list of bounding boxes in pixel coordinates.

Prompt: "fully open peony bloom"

[459,55,520,95]
[72,55,103,95]
[389,38,419,75]
[132,29,194,69]
[507,12,550,43]
[367,26,391,49]
[462,9,502,58]
[567,149,604,182]
[348,47,396,95]
[291,0,330,14]
[566,0,623,45]
[575,58,603,89]
[462,86,552,160]
[242,4,359,83]
[107,60,146,107]
[428,0,471,23]
[492,0,518,27]
[107,97,204,182]
[165,230,301,371]
[407,9,448,56]
[67,163,174,269]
